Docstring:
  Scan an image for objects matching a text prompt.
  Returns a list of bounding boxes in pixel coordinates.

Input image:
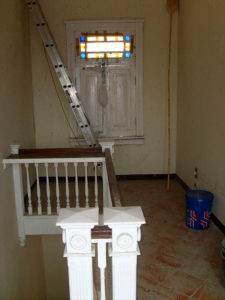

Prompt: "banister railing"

[3,146,106,245]
[3,144,145,300]
[105,148,122,207]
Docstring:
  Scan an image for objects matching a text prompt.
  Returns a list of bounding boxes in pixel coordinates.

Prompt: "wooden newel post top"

[56,208,98,255]
[103,207,145,253]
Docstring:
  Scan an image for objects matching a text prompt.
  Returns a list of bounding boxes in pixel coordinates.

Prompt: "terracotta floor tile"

[149,286,189,300]
[192,282,225,299]
[161,270,204,297]
[180,257,220,280]
[139,263,174,285]
[124,178,225,299]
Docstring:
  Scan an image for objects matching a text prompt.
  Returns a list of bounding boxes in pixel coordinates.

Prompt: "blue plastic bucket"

[186,190,213,230]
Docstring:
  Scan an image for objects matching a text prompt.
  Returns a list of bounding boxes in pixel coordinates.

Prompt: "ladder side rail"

[27,1,97,146]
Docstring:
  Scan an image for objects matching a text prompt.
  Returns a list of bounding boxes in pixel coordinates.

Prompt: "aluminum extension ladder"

[26,1,97,147]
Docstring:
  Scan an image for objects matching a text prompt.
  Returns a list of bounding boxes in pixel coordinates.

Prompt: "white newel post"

[12,163,26,246]
[9,145,26,246]
[56,208,98,300]
[99,141,115,156]
[104,207,145,300]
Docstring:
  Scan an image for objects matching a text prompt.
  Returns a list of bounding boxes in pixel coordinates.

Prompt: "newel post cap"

[10,144,20,155]
[103,207,146,227]
[56,208,99,229]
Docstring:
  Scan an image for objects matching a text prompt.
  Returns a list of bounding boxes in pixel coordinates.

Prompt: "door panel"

[80,70,104,134]
[106,67,136,137]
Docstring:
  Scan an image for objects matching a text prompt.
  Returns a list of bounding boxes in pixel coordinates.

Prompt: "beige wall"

[177,0,225,224]
[41,236,69,300]
[31,0,178,175]
[0,0,46,299]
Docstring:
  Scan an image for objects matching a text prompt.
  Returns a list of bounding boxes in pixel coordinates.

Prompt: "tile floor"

[119,178,225,300]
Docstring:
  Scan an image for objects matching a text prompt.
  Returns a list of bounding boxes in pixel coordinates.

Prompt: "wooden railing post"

[102,161,109,208]
[104,207,145,300]
[100,142,114,209]
[56,208,98,300]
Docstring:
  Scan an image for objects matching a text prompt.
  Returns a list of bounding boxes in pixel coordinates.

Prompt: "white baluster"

[35,163,42,215]
[45,163,51,215]
[102,161,109,207]
[97,240,107,300]
[64,162,70,208]
[94,162,98,207]
[74,163,79,208]
[84,162,89,207]
[54,163,60,214]
[25,163,32,215]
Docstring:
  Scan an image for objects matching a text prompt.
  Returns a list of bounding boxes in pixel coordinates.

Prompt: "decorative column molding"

[57,208,98,300]
[104,207,145,300]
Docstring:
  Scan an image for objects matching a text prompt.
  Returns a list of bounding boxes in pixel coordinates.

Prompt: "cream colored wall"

[177,0,225,224]
[41,236,69,300]
[31,0,178,175]
[0,0,46,299]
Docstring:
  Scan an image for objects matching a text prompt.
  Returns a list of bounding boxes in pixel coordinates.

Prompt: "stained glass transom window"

[78,34,133,59]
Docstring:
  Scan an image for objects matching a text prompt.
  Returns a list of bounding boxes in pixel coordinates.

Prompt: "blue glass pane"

[125,35,131,41]
[125,52,131,58]
[80,53,86,59]
[80,36,86,42]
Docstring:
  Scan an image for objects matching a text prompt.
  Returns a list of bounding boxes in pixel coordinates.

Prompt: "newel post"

[9,145,26,246]
[56,208,98,300]
[104,207,145,300]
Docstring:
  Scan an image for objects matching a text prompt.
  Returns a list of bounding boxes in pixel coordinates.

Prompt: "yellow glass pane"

[87,53,104,59]
[125,42,131,51]
[87,36,105,42]
[106,52,123,58]
[80,43,86,52]
[87,36,96,42]
[106,36,124,42]
[97,36,104,41]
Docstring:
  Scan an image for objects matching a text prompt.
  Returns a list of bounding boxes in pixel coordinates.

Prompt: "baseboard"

[175,175,189,191]
[117,174,176,180]
[211,214,225,235]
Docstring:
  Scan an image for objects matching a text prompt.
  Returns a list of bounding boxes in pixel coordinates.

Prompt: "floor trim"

[117,174,176,180]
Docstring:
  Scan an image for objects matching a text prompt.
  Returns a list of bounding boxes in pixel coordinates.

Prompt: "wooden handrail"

[105,149,122,207]
[6,147,104,160]
[92,225,112,239]
[19,147,102,154]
